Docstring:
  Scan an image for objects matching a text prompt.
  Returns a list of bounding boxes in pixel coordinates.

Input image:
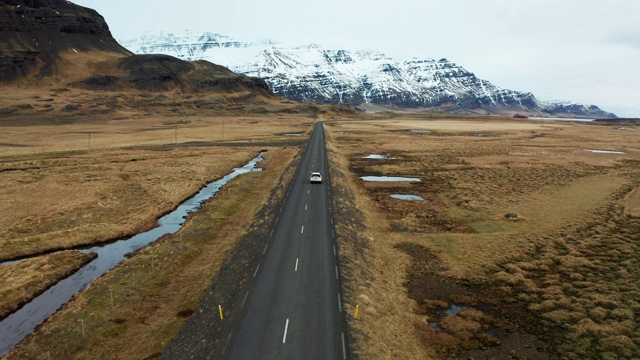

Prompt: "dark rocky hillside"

[0,0,274,96]
[74,54,273,95]
[0,0,130,81]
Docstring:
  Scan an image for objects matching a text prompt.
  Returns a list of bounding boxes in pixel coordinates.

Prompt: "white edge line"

[270,229,274,236]
[342,332,346,359]
[338,293,342,312]
[333,245,336,256]
[253,264,260,277]
[283,319,290,343]
[263,244,268,254]
[241,291,249,309]
[222,331,233,354]
[335,265,339,280]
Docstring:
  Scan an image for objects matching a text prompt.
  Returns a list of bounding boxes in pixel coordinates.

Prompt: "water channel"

[0,153,263,356]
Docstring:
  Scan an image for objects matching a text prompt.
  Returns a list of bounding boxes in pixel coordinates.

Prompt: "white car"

[310,172,322,183]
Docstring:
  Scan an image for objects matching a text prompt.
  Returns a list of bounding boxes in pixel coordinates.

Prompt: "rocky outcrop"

[0,0,131,81]
[0,2,275,97]
[72,54,274,95]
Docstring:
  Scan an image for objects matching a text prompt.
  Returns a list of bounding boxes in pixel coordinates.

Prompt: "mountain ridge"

[121,30,616,118]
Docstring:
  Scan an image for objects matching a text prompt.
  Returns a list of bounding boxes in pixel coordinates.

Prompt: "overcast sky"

[74,0,640,117]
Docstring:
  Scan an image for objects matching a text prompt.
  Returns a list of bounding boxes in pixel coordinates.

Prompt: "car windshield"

[312,173,321,176]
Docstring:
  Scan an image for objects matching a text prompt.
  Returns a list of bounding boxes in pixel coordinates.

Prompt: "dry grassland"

[0,106,313,262]
[0,145,263,260]
[0,250,97,320]
[0,89,315,328]
[326,117,640,359]
[5,145,298,359]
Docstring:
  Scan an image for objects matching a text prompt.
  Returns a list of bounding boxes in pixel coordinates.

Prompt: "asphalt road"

[160,122,348,360]
[222,122,347,359]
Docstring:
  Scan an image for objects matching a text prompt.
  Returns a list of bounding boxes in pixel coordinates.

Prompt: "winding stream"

[0,153,263,356]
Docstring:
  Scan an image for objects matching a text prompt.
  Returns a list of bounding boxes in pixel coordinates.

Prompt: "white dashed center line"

[282,319,290,343]
[301,226,304,234]
[295,258,299,272]
[241,291,249,309]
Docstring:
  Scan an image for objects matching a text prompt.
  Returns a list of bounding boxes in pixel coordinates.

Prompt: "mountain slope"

[121,30,616,118]
[0,2,273,97]
[0,0,130,81]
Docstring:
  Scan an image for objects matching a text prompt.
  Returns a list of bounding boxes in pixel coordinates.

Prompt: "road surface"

[163,122,349,360]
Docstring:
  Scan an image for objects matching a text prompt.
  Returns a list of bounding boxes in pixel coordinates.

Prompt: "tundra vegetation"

[326,115,640,359]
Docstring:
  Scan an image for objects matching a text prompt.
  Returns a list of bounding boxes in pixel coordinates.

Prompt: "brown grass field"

[5,144,299,359]
[326,116,640,359]
[1,88,304,357]
[0,84,328,357]
[0,86,323,263]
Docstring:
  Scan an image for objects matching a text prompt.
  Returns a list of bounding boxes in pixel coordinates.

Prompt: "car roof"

[311,172,321,175]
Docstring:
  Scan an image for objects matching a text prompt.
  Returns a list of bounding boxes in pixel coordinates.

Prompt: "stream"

[0,153,263,356]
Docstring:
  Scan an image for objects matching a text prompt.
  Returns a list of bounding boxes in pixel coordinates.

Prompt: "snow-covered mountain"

[120,31,615,118]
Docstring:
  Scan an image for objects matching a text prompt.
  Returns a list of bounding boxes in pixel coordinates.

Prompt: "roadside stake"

[218,305,224,320]
[354,304,360,319]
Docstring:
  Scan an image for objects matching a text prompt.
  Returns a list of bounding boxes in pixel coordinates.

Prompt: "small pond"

[360,176,421,182]
[529,117,595,122]
[363,154,397,160]
[429,304,469,332]
[585,149,626,154]
[390,194,425,201]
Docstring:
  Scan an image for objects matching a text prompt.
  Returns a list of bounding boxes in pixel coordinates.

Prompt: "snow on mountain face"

[120,31,616,118]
